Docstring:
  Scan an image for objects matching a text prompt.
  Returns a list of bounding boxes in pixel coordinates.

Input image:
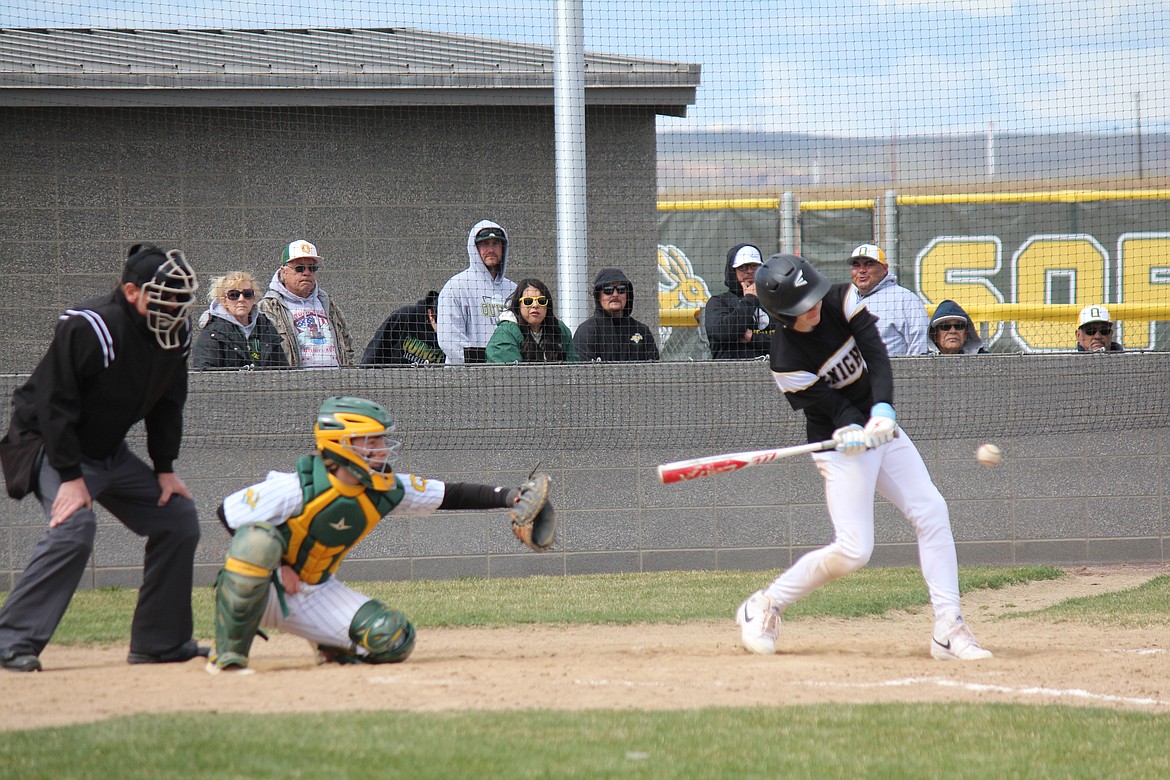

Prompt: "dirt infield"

[2,565,1168,731]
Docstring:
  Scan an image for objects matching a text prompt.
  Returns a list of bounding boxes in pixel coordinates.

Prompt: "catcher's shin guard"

[348,599,416,664]
[212,522,284,670]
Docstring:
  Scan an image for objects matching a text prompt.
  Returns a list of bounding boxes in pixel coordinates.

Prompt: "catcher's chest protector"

[282,455,405,584]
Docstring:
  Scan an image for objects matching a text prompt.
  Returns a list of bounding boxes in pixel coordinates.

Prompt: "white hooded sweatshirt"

[436,219,517,363]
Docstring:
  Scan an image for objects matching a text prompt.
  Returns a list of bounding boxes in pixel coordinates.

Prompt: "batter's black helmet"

[754,253,831,328]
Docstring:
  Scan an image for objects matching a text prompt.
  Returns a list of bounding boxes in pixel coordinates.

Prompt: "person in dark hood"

[572,268,659,362]
[362,290,445,366]
[704,243,774,359]
[927,300,987,355]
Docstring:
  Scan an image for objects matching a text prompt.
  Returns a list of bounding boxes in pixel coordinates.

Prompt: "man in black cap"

[0,243,207,672]
[436,220,516,363]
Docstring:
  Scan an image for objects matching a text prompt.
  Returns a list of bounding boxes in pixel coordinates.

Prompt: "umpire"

[0,244,207,672]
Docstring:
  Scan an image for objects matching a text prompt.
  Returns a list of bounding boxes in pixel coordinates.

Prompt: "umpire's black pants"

[0,442,200,658]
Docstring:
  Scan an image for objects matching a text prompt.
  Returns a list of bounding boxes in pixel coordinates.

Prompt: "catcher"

[207,396,554,673]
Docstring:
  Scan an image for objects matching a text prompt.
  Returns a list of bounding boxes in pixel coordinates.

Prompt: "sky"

[3,0,1167,137]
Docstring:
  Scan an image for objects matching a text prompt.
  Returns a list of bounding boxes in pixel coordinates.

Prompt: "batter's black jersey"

[768,284,895,443]
[10,290,190,482]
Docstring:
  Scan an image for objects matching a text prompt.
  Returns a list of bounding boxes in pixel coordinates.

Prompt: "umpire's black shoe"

[0,647,42,672]
[127,639,210,665]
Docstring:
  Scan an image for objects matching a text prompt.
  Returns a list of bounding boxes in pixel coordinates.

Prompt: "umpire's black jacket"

[9,289,189,482]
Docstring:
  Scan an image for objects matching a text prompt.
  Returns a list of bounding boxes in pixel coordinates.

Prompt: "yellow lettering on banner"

[1012,235,1107,352]
[1118,233,1170,350]
[916,237,1005,344]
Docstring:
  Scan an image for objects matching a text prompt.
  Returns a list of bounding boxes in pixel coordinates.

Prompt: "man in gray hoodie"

[257,239,354,368]
[437,220,517,363]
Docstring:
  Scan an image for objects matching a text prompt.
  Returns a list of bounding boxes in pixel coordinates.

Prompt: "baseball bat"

[657,439,837,484]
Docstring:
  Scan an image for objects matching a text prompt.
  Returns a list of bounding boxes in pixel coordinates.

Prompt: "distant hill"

[656,131,1170,196]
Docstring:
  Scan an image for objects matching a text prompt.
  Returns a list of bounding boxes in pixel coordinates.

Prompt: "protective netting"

[2,2,1168,375]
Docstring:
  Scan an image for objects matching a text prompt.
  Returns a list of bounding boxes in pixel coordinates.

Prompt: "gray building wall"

[0,105,659,373]
[1,354,1166,590]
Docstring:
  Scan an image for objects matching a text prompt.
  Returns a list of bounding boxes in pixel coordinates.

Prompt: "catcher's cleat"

[736,590,781,655]
[313,642,364,665]
[206,650,254,675]
[127,639,210,665]
[931,616,993,661]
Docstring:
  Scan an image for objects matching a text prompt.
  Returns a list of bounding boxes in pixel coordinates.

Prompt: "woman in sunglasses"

[927,300,988,355]
[193,271,289,369]
[486,278,577,363]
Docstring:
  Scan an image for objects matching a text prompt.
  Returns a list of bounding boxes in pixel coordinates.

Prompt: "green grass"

[2,706,1167,780]
[11,565,1170,779]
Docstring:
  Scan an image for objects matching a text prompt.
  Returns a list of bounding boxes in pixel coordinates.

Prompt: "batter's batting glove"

[832,424,867,456]
[863,403,898,449]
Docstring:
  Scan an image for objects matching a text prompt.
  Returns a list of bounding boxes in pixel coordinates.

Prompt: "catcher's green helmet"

[314,397,400,491]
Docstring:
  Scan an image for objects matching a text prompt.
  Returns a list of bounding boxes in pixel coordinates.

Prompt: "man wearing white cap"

[1075,304,1124,353]
[843,244,930,356]
[258,239,354,368]
[704,243,775,359]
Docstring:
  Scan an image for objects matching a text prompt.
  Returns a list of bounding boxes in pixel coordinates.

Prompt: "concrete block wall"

[0,105,660,374]
[0,354,1166,590]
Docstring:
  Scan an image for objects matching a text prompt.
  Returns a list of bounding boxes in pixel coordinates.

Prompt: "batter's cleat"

[0,647,42,672]
[736,590,781,655]
[931,617,993,661]
[127,639,211,665]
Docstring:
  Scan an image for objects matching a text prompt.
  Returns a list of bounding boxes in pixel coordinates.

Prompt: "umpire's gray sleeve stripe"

[63,308,114,367]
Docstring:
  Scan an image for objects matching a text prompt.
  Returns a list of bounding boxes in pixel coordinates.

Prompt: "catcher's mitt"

[509,473,556,552]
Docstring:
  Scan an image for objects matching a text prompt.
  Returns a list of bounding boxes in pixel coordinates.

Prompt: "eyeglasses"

[600,284,629,295]
[519,296,549,307]
[287,264,319,274]
[1081,324,1112,336]
[225,289,256,301]
[936,321,966,332]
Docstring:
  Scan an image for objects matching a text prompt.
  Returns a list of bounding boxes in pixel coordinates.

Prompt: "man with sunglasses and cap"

[258,239,354,369]
[572,268,660,362]
[845,244,931,356]
[437,220,517,364]
[1075,304,1124,353]
[0,243,207,672]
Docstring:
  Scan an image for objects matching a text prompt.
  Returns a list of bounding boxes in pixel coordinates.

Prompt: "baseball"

[976,443,1003,467]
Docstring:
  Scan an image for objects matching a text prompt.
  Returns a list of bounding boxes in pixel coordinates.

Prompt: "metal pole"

[554,0,589,330]
[1135,91,1144,180]
[780,192,797,254]
[883,189,898,270]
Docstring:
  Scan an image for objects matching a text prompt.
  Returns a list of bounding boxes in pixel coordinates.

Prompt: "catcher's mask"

[314,397,402,491]
[123,244,199,350]
[754,253,831,329]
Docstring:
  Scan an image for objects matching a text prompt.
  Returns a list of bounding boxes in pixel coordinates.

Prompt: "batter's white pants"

[763,431,962,622]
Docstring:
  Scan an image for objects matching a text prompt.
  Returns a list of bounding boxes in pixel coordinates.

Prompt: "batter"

[736,253,992,661]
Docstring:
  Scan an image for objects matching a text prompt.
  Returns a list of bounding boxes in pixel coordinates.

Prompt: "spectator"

[1075,304,1124,353]
[704,243,774,359]
[362,290,445,366]
[193,271,288,369]
[486,278,578,363]
[257,240,354,368]
[206,396,554,673]
[0,244,206,672]
[737,253,991,661]
[572,268,660,362]
[927,300,987,355]
[437,220,517,364]
[844,244,931,356]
